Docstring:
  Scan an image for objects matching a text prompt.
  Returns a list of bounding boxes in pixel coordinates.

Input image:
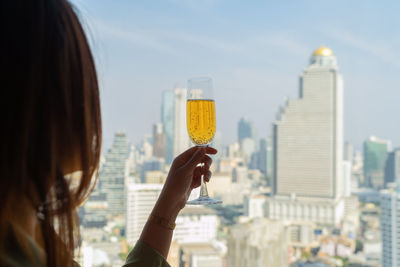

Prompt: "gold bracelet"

[148,214,176,230]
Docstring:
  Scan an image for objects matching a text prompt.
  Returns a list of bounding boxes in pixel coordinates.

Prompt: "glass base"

[186,196,222,205]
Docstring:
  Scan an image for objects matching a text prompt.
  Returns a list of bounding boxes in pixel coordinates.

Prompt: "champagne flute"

[186,77,222,205]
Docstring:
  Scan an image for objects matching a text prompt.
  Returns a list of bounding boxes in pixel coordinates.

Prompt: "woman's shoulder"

[1,235,45,267]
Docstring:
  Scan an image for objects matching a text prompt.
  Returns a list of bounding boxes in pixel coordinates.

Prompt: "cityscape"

[75,46,400,267]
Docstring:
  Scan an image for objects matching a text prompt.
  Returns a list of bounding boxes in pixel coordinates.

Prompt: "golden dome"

[312,46,334,56]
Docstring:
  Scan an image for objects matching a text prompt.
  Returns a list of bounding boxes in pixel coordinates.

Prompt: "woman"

[0,0,216,266]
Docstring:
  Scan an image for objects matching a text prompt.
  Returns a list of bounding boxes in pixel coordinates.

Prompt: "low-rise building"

[174,206,219,244]
[179,242,225,267]
[265,195,345,227]
[227,218,288,267]
[126,183,163,244]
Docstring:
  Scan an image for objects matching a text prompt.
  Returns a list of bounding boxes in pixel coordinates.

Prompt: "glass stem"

[199,163,209,198]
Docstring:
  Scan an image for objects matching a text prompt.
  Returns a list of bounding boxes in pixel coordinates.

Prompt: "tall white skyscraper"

[381,189,400,267]
[126,183,163,244]
[173,87,190,157]
[273,46,343,199]
[265,47,345,226]
[161,90,174,164]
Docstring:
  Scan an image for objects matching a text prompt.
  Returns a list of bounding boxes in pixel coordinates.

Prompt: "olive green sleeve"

[123,240,170,267]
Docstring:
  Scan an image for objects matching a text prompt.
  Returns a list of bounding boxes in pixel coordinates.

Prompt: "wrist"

[152,195,182,223]
[148,214,176,230]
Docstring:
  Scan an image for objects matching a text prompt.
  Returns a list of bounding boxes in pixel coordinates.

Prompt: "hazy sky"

[72,0,400,149]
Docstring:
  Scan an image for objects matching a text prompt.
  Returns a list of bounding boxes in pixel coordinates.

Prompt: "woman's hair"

[0,0,101,266]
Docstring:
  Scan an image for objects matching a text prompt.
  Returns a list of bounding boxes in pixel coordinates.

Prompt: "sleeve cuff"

[124,240,170,267]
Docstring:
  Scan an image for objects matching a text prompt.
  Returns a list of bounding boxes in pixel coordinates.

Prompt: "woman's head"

[0,0,101,265]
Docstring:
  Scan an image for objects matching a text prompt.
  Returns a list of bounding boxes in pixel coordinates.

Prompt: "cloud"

[167,0,218,9]
[326,28,400,68]
[162,31,242,53]
[89,18,241,55]
[243,33,309,57]
[91,19,176,54]
[85,13,311,66]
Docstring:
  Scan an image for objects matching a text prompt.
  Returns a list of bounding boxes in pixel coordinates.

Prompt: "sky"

[72,0,400,150]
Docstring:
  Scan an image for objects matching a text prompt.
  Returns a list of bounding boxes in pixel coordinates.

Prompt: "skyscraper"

[363,136,390,189]
[241,138,255,164]
[237,117,255,143]
[152,123,166,159]
[344,141,354,163]
[100,132,130,217]
[381,189,400,267]
[258,138,273,179]
[273,46,343,199]
[265,47,345,226]
[161,90,174,164]
[173,87,189,157]
[384,148,400,186]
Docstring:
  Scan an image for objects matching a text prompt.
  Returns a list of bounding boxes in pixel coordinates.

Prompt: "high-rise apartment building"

[385,148,400,186]
[173,87,189,157]
[126,183,163,244]
[100,132,130,217]
[161,90,175,164]
[381,189,400,267]
[363,136,390,189]
[152,123,166,159]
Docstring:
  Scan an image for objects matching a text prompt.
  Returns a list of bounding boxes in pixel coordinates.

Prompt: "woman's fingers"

[185,148,206,169]
[174,146,218,168]
[202,155,212,169]
[193,164,212,179]
[204,170,212,182]
[193,166,202,180]
[204,147,218,155]
[191,167,212,188]
[191,167,202,189]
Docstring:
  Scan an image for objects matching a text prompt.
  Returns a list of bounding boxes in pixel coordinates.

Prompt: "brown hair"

[0,0,102,266]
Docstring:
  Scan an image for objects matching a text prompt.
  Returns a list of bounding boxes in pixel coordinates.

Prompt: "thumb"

[185,147,206,169]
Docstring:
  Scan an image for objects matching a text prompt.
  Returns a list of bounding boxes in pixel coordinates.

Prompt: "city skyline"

[78,55,394,266]
[72,0,400,149]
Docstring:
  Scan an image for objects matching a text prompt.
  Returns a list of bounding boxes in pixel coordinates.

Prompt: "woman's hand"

[152,146,217,221]
[139,146,217,258]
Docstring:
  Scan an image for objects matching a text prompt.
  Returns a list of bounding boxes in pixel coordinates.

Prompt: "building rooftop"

[180,206,217,215]
[312,46,334,56]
